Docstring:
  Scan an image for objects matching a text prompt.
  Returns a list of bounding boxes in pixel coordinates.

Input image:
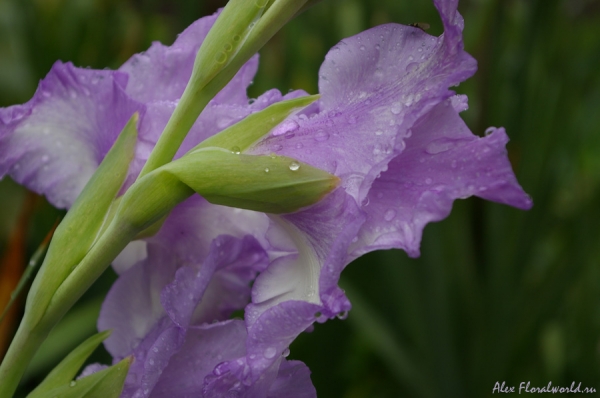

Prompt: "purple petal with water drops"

[247,0,476,204]
[350,97,532,258]
[0,62,142,208]
[161,234,268,328]
[223,190,365,385]
[267,360,316,398]
[99,245,178,359]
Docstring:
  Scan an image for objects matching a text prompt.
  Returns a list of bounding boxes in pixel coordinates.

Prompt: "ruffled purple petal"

[248,0,476,203]
[350,97,532,258]
[0,62,142,208]
[161,234,268,328]
[267,361,316,398]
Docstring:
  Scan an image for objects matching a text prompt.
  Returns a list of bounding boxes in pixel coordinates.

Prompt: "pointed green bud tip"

[165,149,340,214]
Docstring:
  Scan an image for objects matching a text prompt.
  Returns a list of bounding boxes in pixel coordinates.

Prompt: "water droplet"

[425,178,433,185]
[406,62,419,72]
[149,359,155,365]
[224,42,233,52]
[337,311,349,320]
[484,127,495,136]
[216,51,228,64]
[282,348,290,357]
[217,117,233,129]
[375,130,384,136]
[425,139,456,154]
[390,102,402,114]
[295,142,303,149]
[231,146,241,154]
[384,209,396,221]
[264,167,270,173]
[69,381,76,387]
[153,347,159,353]
[263,347,277,359]
[272,144,283,151]
[289,161,300,171]
[233,35,241,42]
[359,45,366,51]
[272,119,299,136]
[314,130,329,142]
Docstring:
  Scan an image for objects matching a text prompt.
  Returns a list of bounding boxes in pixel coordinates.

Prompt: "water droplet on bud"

[289,161,300,171]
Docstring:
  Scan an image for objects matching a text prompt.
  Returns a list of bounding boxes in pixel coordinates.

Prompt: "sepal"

[26,331,112,397]
[25,113,139,327]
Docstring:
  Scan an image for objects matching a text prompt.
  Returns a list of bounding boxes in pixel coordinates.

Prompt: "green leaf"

[0,114,138,398]
[192,94,319,153]
[138,0,310,178]
[27,356,131,398]
[25,113,138,328]
[26,330,111,398]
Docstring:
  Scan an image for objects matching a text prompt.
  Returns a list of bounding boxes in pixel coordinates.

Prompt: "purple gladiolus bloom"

[0,0,532,397]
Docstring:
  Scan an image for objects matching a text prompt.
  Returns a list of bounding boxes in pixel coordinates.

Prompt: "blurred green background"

[1,0,600,396]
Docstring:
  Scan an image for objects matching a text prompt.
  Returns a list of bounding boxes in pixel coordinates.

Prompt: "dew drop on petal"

[337,311,349,320]
[289,161,300,171]
[406,62,419,72]
[425,178,433,185]
[273,144,283,151]
[272,119,299,136]
[263,347,277,359]
[282,348,290,358]
[375,130,383,136]
[295,142,303,149]
[425,139,456,154]
[484,127,496,136]
[390,102,402,114]
[314,130,329,142]
[384,209,396,221]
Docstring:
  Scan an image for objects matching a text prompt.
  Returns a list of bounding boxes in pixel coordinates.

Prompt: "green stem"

[0,220,137,398]
[0,322,48,398]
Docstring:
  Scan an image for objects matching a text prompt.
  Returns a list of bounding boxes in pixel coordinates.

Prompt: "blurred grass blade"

[26,330,111,397]
[0,219,56,326]
[343,281,435,398]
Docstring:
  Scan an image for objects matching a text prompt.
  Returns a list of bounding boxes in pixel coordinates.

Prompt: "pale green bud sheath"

[0,115,138,398]
[138,0,310,178]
